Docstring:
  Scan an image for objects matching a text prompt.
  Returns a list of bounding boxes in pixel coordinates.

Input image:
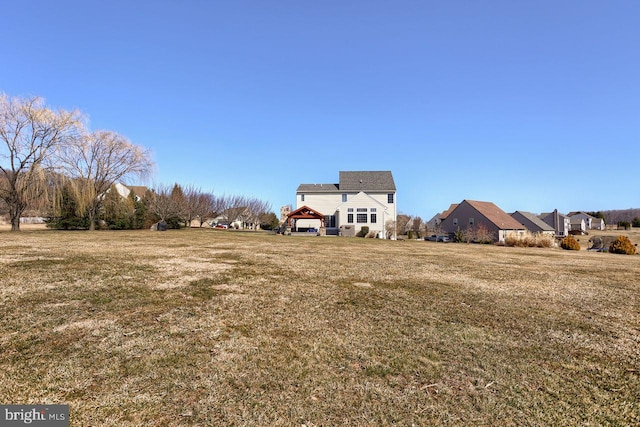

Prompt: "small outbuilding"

[285,205,326,235]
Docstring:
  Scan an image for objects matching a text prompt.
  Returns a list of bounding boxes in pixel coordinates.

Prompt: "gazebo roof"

[286,205,325,221]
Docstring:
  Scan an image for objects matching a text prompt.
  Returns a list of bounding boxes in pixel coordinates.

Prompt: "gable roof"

[440,203,459,219]
[540,211,569,220]
[511,211,555,232]
[286,205,325,220]
[127,185,149,199]
[339,171,396,192]
[297,171,396,193]
[463,200,524,230]
[567,211,595,218]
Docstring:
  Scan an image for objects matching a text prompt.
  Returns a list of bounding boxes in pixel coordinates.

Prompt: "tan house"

[439,200,526,243]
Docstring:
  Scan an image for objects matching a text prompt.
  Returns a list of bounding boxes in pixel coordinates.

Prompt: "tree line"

[48,181,276,231]
[0,93,275,231]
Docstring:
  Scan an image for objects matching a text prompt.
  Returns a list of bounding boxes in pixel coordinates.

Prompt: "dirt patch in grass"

[0,229,638,425]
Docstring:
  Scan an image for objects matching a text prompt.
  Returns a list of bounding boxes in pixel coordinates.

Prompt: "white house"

[567,211,606,230]
[294,171,397,238]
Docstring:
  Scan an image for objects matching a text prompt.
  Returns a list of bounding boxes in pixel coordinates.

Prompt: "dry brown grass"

[1,228,639,425]
[504,231,555,248]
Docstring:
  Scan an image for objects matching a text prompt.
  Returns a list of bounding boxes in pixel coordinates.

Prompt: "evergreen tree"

[46,182,89,229]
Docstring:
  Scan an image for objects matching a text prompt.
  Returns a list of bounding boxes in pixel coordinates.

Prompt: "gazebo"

[285,205,325,235]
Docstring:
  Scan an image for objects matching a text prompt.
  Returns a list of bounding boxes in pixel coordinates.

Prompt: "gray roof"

[297,171,396,193]
[296,183,340,193]
[339,171,396,191]
[540,211,568,220]
[511,211,555,232]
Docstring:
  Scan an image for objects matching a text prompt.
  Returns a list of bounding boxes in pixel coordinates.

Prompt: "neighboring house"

[539,209,571,237]
[210,207,254,230]
[295,171,397,238]
[570,217,587,234]
[425,213,440,232]
[426,203,458,232]
[110,182,148,202]
[567,211,605,230]
[510,211,555,235]
[591,217,605,230]
[439,200,526,243]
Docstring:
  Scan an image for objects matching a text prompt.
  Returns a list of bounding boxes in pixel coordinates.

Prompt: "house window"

[370,213,377,223]
[301,194,305,202]
[370,208,377,212]
[347,208,353,212]
[357,208,367,212]
[469,217,474,225]
[357,213,367,223]
[388,193,394,203]
[342,193,347,202]
[453,218,458,226]
[347,214,354,223]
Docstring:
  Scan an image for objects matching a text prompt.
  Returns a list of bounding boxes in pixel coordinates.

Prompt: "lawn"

[1,229,638,425]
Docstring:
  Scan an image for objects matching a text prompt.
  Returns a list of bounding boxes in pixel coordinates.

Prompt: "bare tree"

[146,183,181,224]
[245,197,271,230]
[183,185,217,227]
[191,190,217,227]
[412,216,423,235]
[56,130,153,230]
[396,214,411,237]
[385,220,397,240]
[219,194,248,228]
[169,183,187,226]
[0,94,82,231]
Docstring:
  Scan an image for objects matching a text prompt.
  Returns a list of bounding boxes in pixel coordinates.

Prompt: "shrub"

[560,235,581,251]
[505,231,555,248]
[453,227,465,243]
[473,224,494,244]
[609,235,637,255]
[356,226,369,238]
[617,221,631,230]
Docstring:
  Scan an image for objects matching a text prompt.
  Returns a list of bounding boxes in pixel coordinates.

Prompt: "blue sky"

[2,1,638,218]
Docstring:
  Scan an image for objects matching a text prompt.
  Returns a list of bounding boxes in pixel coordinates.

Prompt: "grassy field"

[0,228,638,425]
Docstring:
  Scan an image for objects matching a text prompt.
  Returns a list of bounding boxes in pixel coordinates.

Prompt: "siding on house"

[539,210,571,237]
[295,171,397,238]
[440,200,525,243]
[570,217,587,233]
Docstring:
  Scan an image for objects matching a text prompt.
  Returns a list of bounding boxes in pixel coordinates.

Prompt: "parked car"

[425,234,450,242]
